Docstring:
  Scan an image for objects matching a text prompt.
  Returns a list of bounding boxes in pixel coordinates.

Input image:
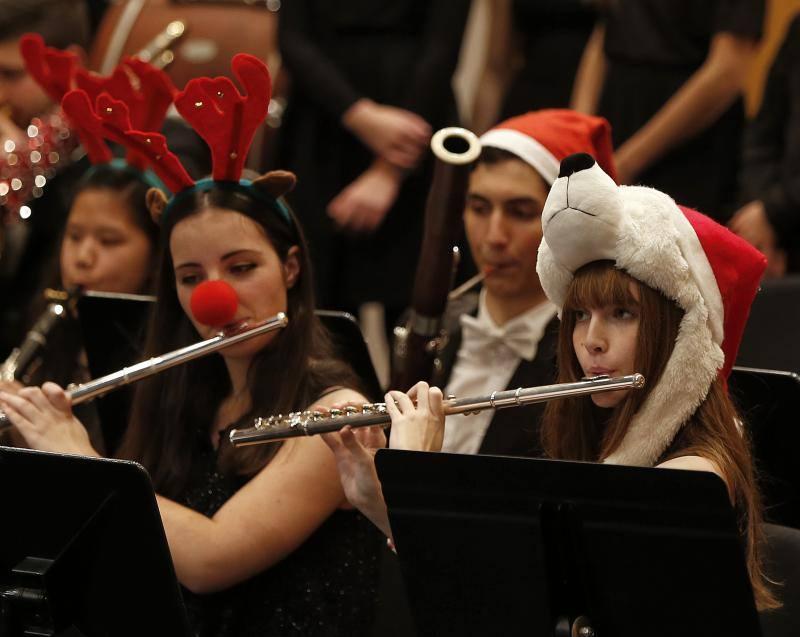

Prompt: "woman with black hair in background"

[0,163,159,452]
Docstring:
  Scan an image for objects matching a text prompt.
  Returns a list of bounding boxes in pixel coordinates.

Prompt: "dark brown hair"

[117,187,361,497]
[541,261,778,610]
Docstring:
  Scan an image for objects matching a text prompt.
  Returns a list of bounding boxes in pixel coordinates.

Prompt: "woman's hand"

[0,379,23,394]
[0,382,99,456]
[342,99,431,169]
[321,420,391,538]
[327,159,403,233]
[385,381,445,452]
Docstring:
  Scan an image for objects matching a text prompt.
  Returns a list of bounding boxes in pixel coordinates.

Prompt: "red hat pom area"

[479,109,617,185]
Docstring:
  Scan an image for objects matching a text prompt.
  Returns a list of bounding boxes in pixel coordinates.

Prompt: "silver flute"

[229,373,646,447]
[0,312,288,432]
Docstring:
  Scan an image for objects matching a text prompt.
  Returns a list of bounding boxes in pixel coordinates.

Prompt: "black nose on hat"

[558,153,596,179]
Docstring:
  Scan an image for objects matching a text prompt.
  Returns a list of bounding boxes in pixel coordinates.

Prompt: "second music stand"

[376,450,761,637]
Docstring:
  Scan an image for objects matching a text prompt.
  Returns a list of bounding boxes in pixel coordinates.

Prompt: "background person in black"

[276,0,470,335]
[571,0,763,221]
[471,0,601,133]
[730,13,800,277]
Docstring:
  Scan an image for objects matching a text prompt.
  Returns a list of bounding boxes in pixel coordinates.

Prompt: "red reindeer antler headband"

[19,33,79,103]
[174,54,271,182]
[61,56,177,176]
[65,53,295,224]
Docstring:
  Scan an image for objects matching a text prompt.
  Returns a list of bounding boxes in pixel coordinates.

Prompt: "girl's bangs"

[564,261,640,311]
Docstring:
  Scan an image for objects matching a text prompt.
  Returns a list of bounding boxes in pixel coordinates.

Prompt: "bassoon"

[390,127,481,391]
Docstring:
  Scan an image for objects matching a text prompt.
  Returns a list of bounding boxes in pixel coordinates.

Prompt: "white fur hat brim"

[536,159,725,467]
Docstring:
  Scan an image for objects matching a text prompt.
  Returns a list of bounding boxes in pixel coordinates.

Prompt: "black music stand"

[0,447,191,637]
[735,275,800,371]
[376,450,761,637]
[730,366,800,529]
[77,292,154,454]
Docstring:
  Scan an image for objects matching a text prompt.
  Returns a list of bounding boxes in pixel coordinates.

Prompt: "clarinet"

[0,286,82,384]
[390,127,481,391]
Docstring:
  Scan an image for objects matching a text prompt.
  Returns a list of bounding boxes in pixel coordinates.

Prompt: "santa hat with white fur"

[479,109,617,185]
[536,153,766,467]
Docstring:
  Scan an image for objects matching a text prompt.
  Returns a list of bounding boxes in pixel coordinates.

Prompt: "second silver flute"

[0,312,288,432]
[229,373,646,447]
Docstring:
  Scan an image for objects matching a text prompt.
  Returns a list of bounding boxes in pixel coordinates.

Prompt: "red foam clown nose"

[189,280,239,327]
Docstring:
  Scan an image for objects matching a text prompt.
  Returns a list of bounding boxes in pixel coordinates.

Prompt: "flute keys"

[360,403,387,414]
[287,412,305,429]
[254,415,280,430]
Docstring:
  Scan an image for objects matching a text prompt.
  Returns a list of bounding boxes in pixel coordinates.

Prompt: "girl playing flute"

[323,152,779,611]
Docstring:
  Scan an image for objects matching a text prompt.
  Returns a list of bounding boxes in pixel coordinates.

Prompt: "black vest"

[435,304,560,458]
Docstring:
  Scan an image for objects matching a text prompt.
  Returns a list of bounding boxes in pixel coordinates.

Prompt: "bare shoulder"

[655,455,724,480]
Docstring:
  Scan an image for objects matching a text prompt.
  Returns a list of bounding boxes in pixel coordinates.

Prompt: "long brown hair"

[117,187,361,497]
[541,261,778,610]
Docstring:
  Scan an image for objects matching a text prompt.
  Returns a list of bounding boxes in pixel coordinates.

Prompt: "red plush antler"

[74,57,175,168]
[75,66,133,110]
[124,58,176,131]
[20,33,79,102]
[174,54,271,181]
[75,57,175,131]
[94,93,194,193]
[60,90,113,164]
[61,89,193,192]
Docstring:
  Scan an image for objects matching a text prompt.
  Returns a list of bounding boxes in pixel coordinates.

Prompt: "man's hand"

[729,200,787,277]
[327,160,403,233]
[342,99,431,169]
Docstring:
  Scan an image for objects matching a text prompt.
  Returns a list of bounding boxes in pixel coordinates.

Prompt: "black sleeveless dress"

[176,431,382,637]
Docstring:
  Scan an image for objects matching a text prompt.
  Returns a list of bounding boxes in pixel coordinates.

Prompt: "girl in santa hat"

[323,152,779,611]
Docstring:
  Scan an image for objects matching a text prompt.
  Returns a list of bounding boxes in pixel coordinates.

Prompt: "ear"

[146,188,169,224]
[283,245,301,289]
[251,170,297,199]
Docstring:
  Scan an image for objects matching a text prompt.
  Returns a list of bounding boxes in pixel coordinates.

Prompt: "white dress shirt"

[441,291,557,454]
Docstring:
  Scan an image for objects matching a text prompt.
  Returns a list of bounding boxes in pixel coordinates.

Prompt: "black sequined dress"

[176,431,381,637]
